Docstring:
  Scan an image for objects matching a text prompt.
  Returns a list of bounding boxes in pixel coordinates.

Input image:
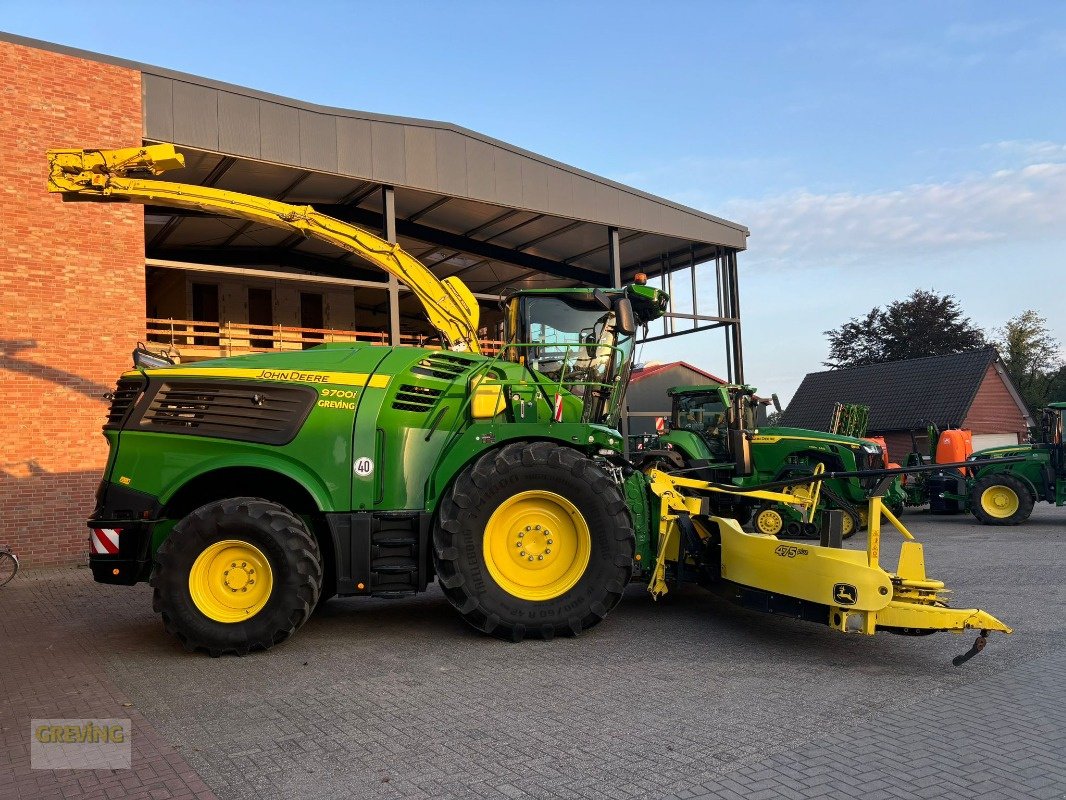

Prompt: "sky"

[3,1,1065,402]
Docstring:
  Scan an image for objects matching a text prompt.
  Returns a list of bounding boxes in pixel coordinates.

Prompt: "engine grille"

[103,377,146,430]
[392,384,443,413]
[138,382,316,445]
[411,353,472,380]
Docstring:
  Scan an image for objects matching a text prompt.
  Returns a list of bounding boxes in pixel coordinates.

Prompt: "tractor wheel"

[754,506,785,536]
[838,507,861,540]
[151,498,322,656]
[970,474,1034,526]
[433,441,634,642]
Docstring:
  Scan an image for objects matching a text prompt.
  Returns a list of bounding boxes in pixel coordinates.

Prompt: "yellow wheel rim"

[755,508,783,535]
[483,490,591,601]
[841,513,855,536]
[188,540,274,623]
[858,508,869,529]
[980,485,1020,519]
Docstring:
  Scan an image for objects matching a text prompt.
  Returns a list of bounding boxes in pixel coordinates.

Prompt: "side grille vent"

[411,353,472,380]
[104,377,146,430]
[139,382,315,445]
[392,384,443,413]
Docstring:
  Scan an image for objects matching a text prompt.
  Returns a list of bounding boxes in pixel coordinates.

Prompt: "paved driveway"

[2,506,1065,799]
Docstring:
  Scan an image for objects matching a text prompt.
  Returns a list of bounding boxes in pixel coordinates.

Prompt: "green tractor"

[636,385,906,538]
[916,403,1066,525]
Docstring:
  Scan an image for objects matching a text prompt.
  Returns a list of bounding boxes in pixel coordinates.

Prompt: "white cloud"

[719,155,1066,268]
[945,20,1029,44]
[981,139,1066,163]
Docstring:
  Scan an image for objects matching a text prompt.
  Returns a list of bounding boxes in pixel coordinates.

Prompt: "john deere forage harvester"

[51,144,1009,656]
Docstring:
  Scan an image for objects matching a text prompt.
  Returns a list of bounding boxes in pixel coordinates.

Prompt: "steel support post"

[689,245,698,325]
[727,251,744,383]
[608,226,622,288]
[608,226,630,451]
[717,252,733,383]
[381,186,401,346]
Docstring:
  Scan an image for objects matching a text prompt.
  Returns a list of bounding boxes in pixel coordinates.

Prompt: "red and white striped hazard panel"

[90,528,121,555]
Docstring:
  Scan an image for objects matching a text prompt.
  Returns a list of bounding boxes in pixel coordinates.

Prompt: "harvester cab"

[501,283,664,428]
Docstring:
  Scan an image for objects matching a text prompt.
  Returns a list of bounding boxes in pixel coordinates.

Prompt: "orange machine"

[936,429,974,472]
[864,436,900,469]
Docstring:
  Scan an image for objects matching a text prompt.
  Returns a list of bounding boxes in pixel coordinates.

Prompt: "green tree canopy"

[823,289,986,369]
[993,310,1065,412]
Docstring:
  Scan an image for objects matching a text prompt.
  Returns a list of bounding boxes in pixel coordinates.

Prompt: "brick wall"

[963,364,1030,438]
[881,432,923,465]
[0,41,144,566]
[876,364,1029,463]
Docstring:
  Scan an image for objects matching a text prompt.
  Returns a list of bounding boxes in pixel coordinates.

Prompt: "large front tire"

[433,442,634,642]
[151,498,322,656]
[970,474,1034,526]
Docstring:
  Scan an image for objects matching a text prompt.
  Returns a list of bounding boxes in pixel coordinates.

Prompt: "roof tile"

[781,348,999,431]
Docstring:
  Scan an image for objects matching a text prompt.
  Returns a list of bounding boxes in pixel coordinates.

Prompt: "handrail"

[48,144,482,354]
[144,317,502,357]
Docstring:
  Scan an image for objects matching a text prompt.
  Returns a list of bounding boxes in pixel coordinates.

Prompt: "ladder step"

[374,537,417,547]
[373,564,417,575]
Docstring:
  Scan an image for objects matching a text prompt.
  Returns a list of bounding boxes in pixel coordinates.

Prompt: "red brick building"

[780,348,1033,462]
[1,40,144,567]
[0,34,748,566]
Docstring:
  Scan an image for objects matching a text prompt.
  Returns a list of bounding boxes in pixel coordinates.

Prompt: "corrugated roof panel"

[217,91,260,158]
[571,175,597,221]
[299,110,337,173]
[434,129,468,197]
[521,159,549,211]
[370,121,406,185]
[617,191,643,232]
[465,138,495,200]
[592,181,620,223]
[403,126,437,189]
[336,117,373,177]
[639,197,663,233]
[172,81,219,152]
[546,168,575,218]
[259,101,300,165]
[492,149,523,206]
[142,73,174,142]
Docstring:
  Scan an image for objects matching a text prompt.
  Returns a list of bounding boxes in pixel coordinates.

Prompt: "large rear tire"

[970,474,1034,526]
[151,498,322,656]
[433,442,634,642]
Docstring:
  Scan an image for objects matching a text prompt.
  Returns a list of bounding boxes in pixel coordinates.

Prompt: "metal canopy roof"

[6,32,748,371]
[136,64,748,297]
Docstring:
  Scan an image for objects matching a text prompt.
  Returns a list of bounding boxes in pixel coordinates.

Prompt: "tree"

[824,289,986,368]
[993,310,1064,412]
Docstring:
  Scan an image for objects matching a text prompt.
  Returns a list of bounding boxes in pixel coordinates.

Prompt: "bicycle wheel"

[0,551,18,587]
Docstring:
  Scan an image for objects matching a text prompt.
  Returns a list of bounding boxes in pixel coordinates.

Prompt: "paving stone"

[3,507,1065,799]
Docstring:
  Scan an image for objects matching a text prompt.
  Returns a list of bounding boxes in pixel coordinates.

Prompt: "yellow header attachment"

[47,144,481,354]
